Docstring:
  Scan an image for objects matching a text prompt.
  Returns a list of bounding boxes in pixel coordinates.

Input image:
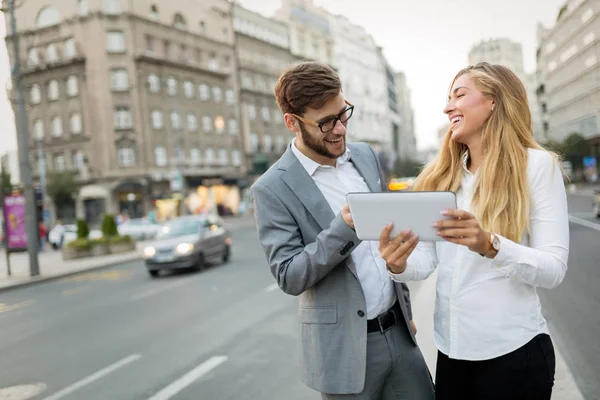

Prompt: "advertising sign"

[3,193,27,249]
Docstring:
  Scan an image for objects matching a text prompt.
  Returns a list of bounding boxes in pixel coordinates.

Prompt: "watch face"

[492,236,501,250]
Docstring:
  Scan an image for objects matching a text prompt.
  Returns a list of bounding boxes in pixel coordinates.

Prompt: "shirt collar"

[291,138,351,176]
[462,150,470,173]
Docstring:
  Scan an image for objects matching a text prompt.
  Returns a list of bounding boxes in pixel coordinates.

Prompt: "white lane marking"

[569,215,600,233]
[146,356,228,400]
[0,383,47,399]
[263,283,279,293]
[40,354,141,400]
[131,280,191,301]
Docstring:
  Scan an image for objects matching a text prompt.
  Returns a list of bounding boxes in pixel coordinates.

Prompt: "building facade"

[232,4,296,177]
[4,0,246,224]
[395,72,418,161]
[468,38,544,141]
[0,150,20,185]
[536,0,600,149]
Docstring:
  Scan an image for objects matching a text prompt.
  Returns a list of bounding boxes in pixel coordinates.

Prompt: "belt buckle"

[378,308,397,334]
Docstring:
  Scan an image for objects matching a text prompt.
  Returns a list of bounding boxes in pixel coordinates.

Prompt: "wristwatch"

[481,232,500,258]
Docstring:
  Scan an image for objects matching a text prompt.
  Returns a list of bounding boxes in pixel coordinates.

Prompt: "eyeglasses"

[292,100,354,133]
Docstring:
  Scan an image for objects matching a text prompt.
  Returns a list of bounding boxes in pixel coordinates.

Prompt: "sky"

[0,0,566,155]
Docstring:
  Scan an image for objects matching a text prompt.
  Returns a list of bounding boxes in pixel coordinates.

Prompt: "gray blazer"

[251,142,416,394]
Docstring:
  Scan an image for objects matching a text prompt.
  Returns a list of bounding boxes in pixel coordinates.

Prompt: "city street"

[0,193,597,399]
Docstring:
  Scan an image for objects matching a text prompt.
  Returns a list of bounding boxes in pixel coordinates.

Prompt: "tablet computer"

[346,191,457,241]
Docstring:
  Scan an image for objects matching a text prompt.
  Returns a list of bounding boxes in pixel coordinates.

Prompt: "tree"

[562,133,591,171]
[76,219,89,239]
[101,214,119,237]
[393,158,423,178]
[46,172,78,218]
[0,166,12,195]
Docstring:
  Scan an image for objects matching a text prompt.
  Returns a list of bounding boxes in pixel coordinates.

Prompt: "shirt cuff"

[386,265,410,282]
[487,234,516,276]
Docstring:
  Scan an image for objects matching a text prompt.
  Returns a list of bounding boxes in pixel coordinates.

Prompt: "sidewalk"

[567,183,600,196]
[0,244,143,292]
[408,271,584,400]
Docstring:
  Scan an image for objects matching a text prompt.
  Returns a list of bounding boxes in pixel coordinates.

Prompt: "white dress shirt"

[389,148,569,360]
[291,140,396,319]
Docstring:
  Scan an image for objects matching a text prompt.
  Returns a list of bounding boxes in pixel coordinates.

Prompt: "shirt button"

[357,310,365,317]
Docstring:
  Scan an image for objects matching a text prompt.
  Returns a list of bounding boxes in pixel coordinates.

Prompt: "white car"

[118,218,162,241]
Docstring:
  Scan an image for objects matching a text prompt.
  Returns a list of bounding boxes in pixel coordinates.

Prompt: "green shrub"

[109,235,133,244]
[101,214,119,237]
[76,219,89,239]
[65,238,91,250]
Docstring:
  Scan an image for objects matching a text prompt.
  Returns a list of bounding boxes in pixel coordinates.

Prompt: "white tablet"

[346,191,457,242]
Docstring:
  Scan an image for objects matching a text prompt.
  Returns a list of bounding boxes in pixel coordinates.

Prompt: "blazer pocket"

[299,305,338,324]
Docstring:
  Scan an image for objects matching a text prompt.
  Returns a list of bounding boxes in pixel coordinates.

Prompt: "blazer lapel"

[348,144,381,193]
[279,148,335,231]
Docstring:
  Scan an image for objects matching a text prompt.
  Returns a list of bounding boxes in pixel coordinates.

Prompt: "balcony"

[135,50,233,78]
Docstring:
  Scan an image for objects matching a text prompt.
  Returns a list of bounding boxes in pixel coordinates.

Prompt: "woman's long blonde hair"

[412,62,558,243]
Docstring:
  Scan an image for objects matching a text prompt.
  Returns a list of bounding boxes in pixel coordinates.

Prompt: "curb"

[0,254,142,294]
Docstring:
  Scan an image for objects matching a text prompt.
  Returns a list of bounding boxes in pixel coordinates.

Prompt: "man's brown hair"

[274,61,342,116]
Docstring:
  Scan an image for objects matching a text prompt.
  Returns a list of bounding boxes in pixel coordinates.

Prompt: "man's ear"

[284,113,299,134]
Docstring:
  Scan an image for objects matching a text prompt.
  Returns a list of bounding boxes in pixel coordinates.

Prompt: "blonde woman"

[378,63,569,399]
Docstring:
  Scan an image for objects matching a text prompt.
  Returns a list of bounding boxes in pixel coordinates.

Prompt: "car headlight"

[143,246,156,258]
[176,243,194,254]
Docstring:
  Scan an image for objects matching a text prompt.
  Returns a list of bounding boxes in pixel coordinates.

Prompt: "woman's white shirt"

[389,148,569,361]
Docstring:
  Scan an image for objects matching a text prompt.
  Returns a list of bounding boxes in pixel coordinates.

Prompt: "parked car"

[118,218,162,241]
[143,215,231,278]
[594,189,600,218]
[48,224,77,249]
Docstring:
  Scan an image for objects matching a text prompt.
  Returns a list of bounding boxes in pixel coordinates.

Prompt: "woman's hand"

[435,209,491,254]
[378,224,420,274]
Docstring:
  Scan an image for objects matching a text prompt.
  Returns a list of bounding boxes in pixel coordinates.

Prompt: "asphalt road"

[0,227,317,400]
[0,194,598,399]
[539,194,600,400]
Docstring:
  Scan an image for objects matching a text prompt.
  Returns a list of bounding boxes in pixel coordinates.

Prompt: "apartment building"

[395,72,418,162]
[536,0,600,150]
[4,0,246,223]
[232,4,297,176]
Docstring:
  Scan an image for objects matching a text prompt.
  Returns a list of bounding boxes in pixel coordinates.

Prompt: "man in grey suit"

[251,61,434,399]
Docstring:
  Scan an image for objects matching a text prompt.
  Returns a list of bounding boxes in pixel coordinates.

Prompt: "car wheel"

[196,253,205,270]
[594,204,600,218]
[148,270,160,278]
[222,245,230,264]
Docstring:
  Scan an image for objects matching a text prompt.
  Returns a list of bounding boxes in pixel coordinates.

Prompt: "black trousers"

[435,334,556,400]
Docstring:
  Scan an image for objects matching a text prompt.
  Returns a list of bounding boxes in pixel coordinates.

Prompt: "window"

[202,116,212,132]
[33,119,44,140]
[111,69,129,91]
[70,113,82,134]
[167,77,177,96]
[263,135,272,152]
[30,85,41,104]
[214,116,225,133]
[118,148,135,167]
[174,147,184,162]
[199,84,209,100]
[205,148,215,165]
[114,107,132,129]
[151,110,163,129]
[64,39,75,58]
[48,79,59,101]
[231,149,241,166]
[199,21,206,35]
[241,75,252,89]
[107,31,125,53]
[104,0,121,15]
[173,13,187,30]
[228,119,238,135]
[276,136,286,152]
[218,148,228,165]
[54,154,66,171]
[148,74,160,92]
[247,104,256,120]
[212,87,222,102]
[73,151,85,169]
[36,6,61,28]
[225,89,234,105]
[78,0,89,16]
[150,5,159,21]
[190,148,201,165]
[208,55,218,71]
[581,8,594,23]
[46,44,58,62]
[249,133,258,152]
[66,76,78,97]
[261,107,271,121]
[186,113,198,131]
[184,81,194,98]
[154,146,167,166]
[27,48,39,66]
[51,116,63,137]
[170,112,182,130]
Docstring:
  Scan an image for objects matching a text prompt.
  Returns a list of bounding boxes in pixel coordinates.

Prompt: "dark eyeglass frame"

[291,100,354,133]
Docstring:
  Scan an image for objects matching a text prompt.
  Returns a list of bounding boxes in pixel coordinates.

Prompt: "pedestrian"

[251,61,434,399]
[39,220,47,252]
[378,62,569,400]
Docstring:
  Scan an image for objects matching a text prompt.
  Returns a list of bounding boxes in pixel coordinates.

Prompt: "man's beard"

[299,123,346,160]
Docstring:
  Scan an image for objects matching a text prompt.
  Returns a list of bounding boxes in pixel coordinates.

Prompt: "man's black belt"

[367,301,401,334]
